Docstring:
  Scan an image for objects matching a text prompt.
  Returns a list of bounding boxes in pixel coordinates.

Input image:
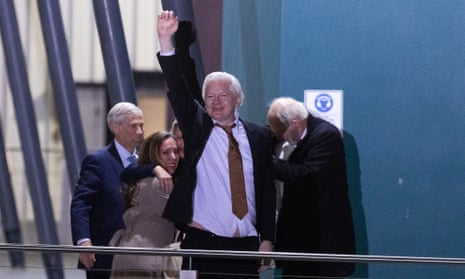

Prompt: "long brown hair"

[124,131,175,207]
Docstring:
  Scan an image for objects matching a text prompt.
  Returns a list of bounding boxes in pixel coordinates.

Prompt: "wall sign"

[304,89,344,132]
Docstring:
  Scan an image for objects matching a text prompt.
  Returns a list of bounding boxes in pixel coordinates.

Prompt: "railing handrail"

[0,243,464,266]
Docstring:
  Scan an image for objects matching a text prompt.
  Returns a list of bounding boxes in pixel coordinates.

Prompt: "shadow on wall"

[343,131,368,278]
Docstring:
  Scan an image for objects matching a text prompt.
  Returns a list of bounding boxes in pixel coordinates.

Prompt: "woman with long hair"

[110,131,180,279]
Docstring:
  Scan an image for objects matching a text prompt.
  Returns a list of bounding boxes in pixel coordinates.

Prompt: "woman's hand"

[153,165,174,193]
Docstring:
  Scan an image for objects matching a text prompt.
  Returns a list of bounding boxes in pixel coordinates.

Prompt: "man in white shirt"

[157,11,276,278]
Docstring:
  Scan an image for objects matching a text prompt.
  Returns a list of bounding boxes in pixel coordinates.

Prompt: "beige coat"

[110,177,176,279]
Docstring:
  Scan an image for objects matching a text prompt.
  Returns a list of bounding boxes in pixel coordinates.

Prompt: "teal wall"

[222,0,282,124]
[223,1,465,278]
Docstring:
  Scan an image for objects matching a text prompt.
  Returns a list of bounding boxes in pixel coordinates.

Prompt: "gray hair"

[269,97,308,126]
[202,71,245,107]
[106,102,143,131]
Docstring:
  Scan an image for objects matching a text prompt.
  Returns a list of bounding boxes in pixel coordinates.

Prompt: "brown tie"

[216,123,248,219]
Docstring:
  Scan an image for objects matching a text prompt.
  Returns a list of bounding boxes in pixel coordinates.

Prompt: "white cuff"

[159,48,176,56]
[77,238,91,245]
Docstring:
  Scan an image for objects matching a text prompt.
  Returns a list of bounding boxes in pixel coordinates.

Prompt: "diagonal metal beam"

[36,0,87,191]
[0,0,63,278]
[93,0,137,106]
[0,118,24,267]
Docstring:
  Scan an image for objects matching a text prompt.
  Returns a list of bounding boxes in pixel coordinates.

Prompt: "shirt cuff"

[159,48,176,56]
[77,238,91,245]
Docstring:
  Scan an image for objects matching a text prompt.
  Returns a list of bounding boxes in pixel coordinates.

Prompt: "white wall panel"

[68,0,105,82]
[120,0,161,71]
[120,0,137,68]
[0,0,165,225]
[3,0,161,84]
[135,0,161,71]
[27,1,48,95]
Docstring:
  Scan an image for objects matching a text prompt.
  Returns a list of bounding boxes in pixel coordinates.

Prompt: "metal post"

[36,0,87,191]
[92,0,137,106]
[0,0,64,278]
[0,121,24,267]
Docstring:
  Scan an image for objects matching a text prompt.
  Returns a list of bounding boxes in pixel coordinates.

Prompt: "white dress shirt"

[192,116,257,237]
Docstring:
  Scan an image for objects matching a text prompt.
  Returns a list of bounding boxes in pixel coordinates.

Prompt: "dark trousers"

[85,269,111,279]
[181,227,260,279]
[83,254,113,279]
[276,259,350,279]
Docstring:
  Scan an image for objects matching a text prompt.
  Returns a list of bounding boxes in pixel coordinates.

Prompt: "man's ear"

[235,98,242,108]
[110,123,118,134]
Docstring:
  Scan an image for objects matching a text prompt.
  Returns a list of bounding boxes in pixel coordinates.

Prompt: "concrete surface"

[0,252,84,279]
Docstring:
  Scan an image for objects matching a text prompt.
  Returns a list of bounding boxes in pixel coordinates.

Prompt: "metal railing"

[1,243,465,279]
[1,243,465,266]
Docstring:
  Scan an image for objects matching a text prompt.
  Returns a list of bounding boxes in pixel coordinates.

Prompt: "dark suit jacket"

[70,142,126,270]
[158,54,276,242]
[274,114,355,277]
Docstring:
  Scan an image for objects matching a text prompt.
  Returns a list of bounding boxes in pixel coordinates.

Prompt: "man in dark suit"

[156,11,276,278]
[267,97,355,278]
[70,102,144,279]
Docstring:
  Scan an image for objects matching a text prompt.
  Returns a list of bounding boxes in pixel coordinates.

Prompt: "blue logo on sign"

[314,93,333,112]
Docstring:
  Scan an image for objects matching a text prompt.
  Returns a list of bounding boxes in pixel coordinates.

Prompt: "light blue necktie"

[127,154,138,165]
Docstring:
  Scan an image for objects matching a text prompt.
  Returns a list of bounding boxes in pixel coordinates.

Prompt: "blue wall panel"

[223,0,282,124]
[223,1,465,278]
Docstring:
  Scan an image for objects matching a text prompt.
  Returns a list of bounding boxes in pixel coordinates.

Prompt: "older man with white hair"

[267,97,355,279]
[71,102,144,279]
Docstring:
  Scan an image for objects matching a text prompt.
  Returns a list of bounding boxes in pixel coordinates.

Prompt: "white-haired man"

[267,97,355,278]
[71,102,144,279]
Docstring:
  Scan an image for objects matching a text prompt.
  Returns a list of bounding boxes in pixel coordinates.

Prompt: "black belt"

[186,226,258,240]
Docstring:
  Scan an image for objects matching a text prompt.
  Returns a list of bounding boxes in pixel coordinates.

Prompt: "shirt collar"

[300,128,307,140]
[114,139,137,159]
[212,111,241,130]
